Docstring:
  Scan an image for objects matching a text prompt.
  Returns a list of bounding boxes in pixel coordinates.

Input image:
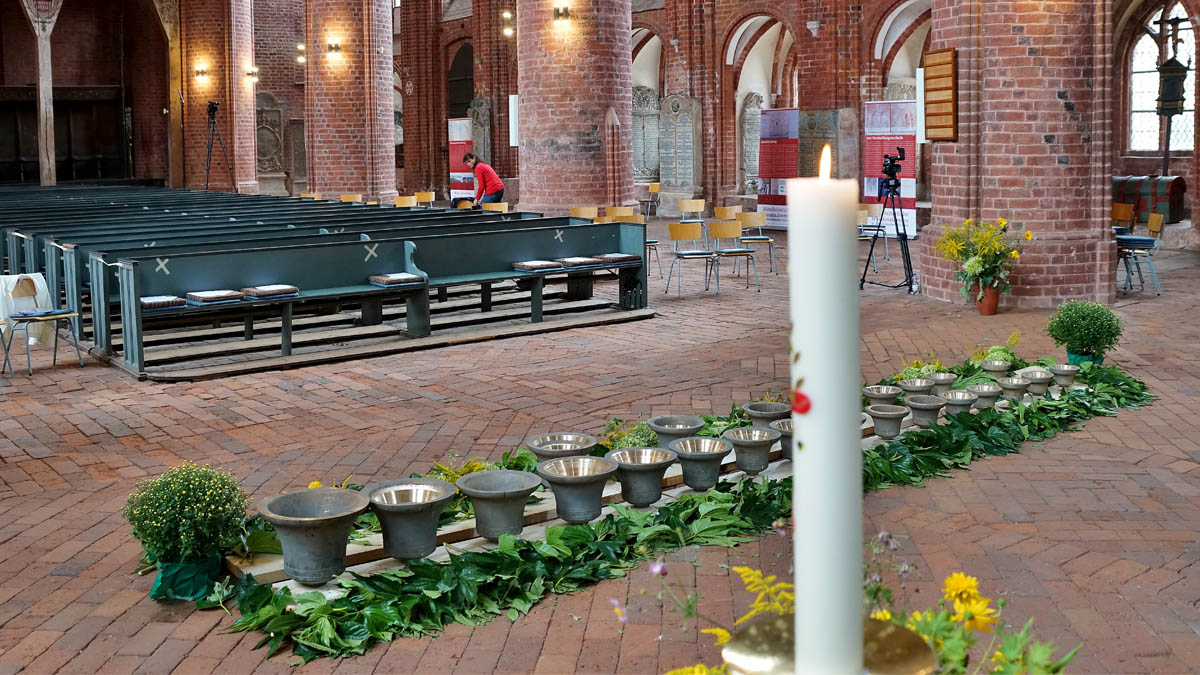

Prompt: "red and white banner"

[759,109,801,229]
[863,101,918,238]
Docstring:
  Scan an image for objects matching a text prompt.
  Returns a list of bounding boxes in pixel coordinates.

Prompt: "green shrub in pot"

[1046,300,1122,364]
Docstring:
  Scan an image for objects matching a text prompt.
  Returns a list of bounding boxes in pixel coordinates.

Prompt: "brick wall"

[472,0,518,178]
[516,0,634,213]
[253,0,306,119]
[305,0,396,201]
[397,0,447,194]
[923,0,1115,308]
[181,0,258,192]
[1,2,121,86]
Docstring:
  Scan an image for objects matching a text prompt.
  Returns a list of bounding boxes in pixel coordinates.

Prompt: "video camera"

[880,146,905,198]
[207,100,221,120]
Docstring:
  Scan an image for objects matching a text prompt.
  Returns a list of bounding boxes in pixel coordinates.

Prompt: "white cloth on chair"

[0,274,55,345]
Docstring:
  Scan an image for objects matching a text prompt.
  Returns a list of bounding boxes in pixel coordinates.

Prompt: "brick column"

[181,0,259,193]
[922,0,1115,308]
[304,0,397,202]
[516,0,633,214]
[473,0,518,178]
[396,0,445,195]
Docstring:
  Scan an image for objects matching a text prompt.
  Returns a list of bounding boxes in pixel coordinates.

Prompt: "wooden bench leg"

[481,283,492,313]
[530,277,544,323]
[406,290,432,337]
[244,316,254,341]
[565,272,594,301]
[280,303,293,356]
[361,298,383,325]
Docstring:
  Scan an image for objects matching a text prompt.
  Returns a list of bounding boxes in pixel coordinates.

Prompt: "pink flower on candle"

[791,390,812,415]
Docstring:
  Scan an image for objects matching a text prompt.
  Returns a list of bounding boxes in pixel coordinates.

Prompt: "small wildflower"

[1010,250,1020,259]
[701,627,731,646]
[772,519,787,537]
[610,598,626,623]
[308,481,323,489]
[649,561,666,577]
[870,608,892,621]
[1023,230,1033,241]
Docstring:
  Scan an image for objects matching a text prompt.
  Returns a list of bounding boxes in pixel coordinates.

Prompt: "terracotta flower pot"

[974,283,1000,316]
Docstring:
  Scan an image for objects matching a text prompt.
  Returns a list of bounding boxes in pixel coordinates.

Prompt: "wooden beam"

[19,0,64,187]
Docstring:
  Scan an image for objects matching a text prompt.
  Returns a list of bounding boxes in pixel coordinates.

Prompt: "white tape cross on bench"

[363,243,379,262]
[554,229,564,242]
[154,258,170,275]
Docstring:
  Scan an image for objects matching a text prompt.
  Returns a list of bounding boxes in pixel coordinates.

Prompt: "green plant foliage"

[696,405,751,438]
[1046,300,1123,357]
[123,462,248,563]
[224,477,792,664]
[863,361,1153,491]
[600,419,660,451]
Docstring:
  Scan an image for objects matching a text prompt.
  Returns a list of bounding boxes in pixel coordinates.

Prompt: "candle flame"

[819,144,832,180]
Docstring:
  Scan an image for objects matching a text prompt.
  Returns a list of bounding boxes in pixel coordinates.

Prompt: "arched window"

[1130,2,1194,152]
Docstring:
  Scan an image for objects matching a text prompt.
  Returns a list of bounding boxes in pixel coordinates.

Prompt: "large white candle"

[788,145,863,673]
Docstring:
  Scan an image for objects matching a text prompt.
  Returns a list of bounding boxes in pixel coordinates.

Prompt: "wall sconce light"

[296,43,306,64]
[553,3,569,25]
[194,64,209,81]
[327,40,342,54]
[501,9,514,37]
[246,66,259,84]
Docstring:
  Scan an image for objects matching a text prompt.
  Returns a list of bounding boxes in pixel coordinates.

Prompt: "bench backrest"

[407,222,645,280]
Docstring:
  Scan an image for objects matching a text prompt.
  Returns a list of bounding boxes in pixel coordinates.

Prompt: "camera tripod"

[859,179,915,294]
[203,103,235,192]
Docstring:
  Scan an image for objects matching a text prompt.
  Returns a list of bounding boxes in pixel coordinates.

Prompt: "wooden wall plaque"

[923,48,957,141]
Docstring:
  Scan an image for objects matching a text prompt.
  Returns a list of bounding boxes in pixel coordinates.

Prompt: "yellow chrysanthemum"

[702,627,732,646]
[1023,230,1034,241]
[953,596,998,632]
[1010,250,1020,259]
[308,481,323,489]
[870,609,892,622]
[963,218,974,226]
[997,217,1008,227]
[942,572,979,604]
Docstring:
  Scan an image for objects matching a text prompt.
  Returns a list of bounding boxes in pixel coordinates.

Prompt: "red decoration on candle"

[791,390,812,415]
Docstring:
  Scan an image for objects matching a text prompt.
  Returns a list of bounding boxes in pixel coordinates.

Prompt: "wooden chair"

[299,192,323,200]
[456,200,474,209]
[679,199,706,224]
[615,214,645,224]
[709,220,759,293]
[570,207,599,219]
[736,211,777,274]
[865,203,889,260]
[2,276,83,376]
[609,212,661,277]
[340,194,363,203]
[395,195,417,208]
[1121,212,1165,295]
[665,222,714,296]
[607,206,635,218]
[1112,203,1135,232]
[415,191,436,208]
[481,202,509,213]
[592,216,614,224]
[639,183,662,218]
[858,209,878,273]
[713,206,741,221]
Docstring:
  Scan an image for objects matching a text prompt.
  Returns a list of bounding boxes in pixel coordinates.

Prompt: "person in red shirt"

[464,153,505,206]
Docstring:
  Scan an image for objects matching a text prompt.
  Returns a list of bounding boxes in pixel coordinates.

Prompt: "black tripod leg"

[859,231,882,290]
[204,122,215,191]
[215,130,235,191]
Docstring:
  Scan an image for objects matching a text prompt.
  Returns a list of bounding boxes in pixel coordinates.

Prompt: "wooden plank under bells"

[228,445,787,584]
[270,458,796,601]
[146,307,655,381]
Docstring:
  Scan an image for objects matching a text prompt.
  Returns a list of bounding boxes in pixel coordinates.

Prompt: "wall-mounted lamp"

[296,43,306,64]
[246,66,259,84]
[194,64,209,81]
[553,3,569,25]
[327,40,342,54]
[501,9,514,37]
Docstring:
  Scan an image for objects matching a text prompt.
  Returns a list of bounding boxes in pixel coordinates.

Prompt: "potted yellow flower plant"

[935,218,1033,315]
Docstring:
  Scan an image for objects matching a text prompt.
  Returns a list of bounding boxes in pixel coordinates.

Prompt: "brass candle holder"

[722,616,936,675]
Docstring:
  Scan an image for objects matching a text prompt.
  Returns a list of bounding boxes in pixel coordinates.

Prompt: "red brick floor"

[0,224,1198,673]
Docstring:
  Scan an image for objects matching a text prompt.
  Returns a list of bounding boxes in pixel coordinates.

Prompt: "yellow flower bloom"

[308,481,323,489]
[702,627,731,646]
[1023,230,1034,241]
[963,218,974,226]
[1010,250,1020,259]
[870,609,892,622]
[942,572,980,604]
[953,595,998,632]
[997,217,1008,227]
